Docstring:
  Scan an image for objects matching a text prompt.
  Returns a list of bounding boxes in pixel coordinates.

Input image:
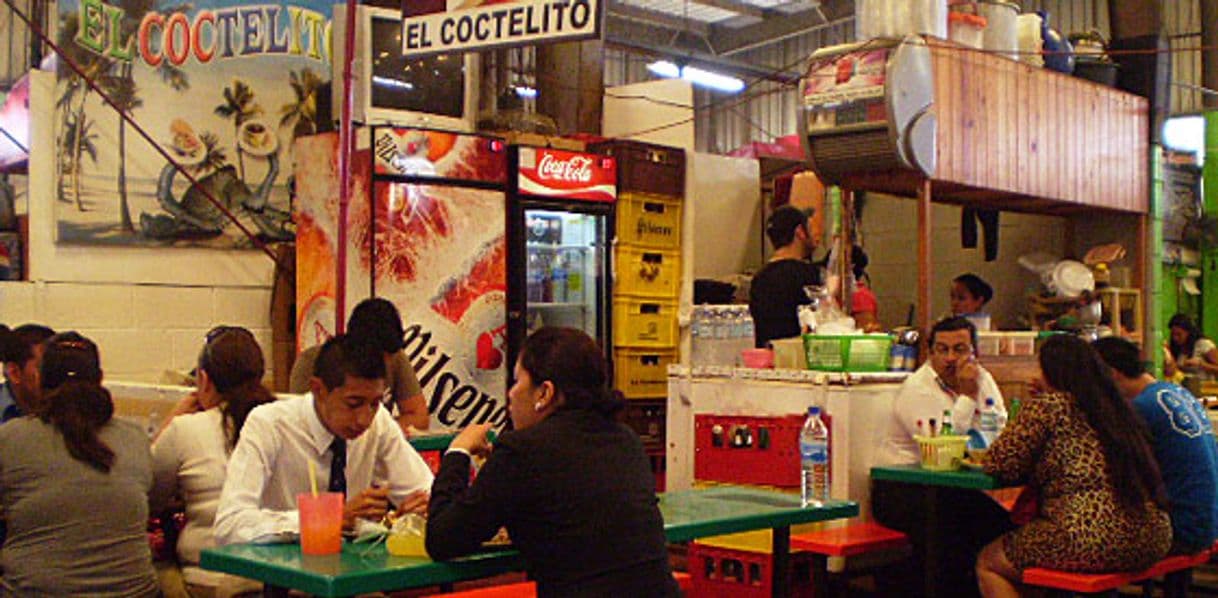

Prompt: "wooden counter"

[839,40,1149,216]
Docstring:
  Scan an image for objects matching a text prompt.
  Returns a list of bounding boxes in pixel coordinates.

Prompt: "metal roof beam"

[606,1,711,37]
[710,0,852,55]
[689,0,767,19]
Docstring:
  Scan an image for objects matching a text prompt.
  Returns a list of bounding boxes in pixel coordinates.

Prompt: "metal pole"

[335,0,359,335]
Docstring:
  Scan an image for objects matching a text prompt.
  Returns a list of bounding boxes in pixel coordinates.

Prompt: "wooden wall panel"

[929,40,1148,214]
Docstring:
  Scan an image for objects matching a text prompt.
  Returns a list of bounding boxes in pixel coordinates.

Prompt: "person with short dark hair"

[1164,313,1218,381]
[214,334,433,545]
[880,316,1000,464]
[150,327,276,596]
[1093,336,1218,555]
[427,327,679,597]
[748,205,823,348]
[873,317,1008,596]
[0,323,55,421]
[289,297,429,431]
[0,332,159,596]
[951,273,994,317]
[977,335,1171,596]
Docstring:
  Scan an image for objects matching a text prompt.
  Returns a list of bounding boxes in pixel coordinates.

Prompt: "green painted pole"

[1150,146,1165,376]
[1202,113,1218,342]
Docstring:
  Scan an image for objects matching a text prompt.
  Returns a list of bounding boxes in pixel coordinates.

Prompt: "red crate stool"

[1022,549,1210,598]
[427,581,536,597]
[791,520,909,597]
[689,534,815,598]
[429,572,691,597]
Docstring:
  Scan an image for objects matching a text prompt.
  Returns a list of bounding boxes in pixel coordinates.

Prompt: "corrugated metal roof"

[615,0,818,23]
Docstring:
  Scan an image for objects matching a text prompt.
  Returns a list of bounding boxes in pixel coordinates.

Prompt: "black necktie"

[328,439,347,496]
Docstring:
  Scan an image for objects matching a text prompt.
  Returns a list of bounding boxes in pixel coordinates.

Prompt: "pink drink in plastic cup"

[297,492,344,555]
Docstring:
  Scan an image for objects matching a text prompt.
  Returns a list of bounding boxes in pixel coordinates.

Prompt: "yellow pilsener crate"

[614,348,678,398]
[613,298,678,348]
[617,192,682,250]
[614,246,681,299]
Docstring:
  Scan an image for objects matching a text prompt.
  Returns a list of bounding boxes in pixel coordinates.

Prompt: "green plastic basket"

[802,334,893,372]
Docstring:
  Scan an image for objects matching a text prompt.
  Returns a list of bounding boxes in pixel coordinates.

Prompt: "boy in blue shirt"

[1095,337,1218,554]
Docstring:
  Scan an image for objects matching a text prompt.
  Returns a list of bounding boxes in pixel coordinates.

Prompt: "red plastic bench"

[790,521,910,557]
[428,572,692,596]
[1022,550,1210,597]
[790,520,910,597]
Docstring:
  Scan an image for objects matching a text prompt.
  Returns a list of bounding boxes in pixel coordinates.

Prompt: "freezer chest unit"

[800,36,937,183]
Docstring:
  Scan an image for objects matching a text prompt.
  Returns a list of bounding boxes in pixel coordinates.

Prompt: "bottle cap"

[808,406,821,416]
[985,397,995,406]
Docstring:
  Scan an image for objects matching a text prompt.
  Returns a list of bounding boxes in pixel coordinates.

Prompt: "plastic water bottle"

[800,406,831,507]
[979,397,1000,446]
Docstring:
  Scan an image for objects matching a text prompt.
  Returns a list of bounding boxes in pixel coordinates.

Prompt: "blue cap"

[808,406,821,415]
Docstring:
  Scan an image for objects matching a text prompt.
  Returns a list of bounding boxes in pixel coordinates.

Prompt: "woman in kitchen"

[1164,313,1218,382]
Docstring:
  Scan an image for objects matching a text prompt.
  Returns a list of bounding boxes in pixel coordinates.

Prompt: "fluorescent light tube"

[680,65,745,93]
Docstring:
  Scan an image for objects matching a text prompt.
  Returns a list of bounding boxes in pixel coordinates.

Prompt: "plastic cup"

[297,492,344,555]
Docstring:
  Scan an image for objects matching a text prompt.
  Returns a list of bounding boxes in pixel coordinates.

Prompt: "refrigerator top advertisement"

[515,147,617,202]
[372,126,508,183]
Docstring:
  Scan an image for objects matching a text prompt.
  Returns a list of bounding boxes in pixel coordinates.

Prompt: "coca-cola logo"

[537,153,593,183]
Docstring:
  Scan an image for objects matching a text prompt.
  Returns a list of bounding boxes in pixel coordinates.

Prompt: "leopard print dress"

[984,393,1172,572]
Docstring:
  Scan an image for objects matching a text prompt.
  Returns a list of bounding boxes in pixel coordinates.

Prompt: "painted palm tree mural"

[280,68,322,139]
[101,66,143,233]
[53,0,331,246]
[215,80,262,182]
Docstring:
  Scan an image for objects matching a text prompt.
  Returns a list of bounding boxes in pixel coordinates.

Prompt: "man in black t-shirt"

[749,205,822,348]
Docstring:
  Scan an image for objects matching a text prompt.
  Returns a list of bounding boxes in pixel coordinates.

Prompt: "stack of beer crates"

[589,139,684,491]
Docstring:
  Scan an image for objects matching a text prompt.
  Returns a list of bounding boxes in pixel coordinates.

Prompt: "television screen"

[370,16,466,118]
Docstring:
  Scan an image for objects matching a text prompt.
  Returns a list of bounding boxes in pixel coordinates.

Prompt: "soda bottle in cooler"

[550,252,568,303]
[800,406,830,507]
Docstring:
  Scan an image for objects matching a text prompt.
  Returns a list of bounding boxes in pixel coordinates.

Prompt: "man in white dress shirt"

[214,335,434,545]
[872,316,1011,598]
[879,316,1005,465]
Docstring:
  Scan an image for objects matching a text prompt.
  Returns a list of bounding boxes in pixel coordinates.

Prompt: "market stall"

[667,34,1152,521]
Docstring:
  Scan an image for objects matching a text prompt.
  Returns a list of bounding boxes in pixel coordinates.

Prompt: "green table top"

[659,486,858,542]
[407,432,456,452]
[201,486,858,596]
[200,542,524,596]
[871,464,1011,490]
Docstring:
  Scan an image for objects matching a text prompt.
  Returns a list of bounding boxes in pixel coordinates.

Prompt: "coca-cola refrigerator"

[506,146,617,382]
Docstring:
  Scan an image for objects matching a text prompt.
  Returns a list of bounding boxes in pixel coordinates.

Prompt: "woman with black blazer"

[426,327,680,597]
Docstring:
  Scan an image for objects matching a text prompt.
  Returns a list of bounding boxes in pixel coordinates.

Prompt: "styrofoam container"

[978,1,1019,60]
[1017,13,1044,67]
[1004,332,1036,356]
[949,12,987,48]
[976,332,1001,356]
[856,0,947,39]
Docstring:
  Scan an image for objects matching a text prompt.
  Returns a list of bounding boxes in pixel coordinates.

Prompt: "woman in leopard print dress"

[976,335,1171,598]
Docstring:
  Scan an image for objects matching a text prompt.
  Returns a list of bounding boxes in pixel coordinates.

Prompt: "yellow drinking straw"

[308,460,319,497]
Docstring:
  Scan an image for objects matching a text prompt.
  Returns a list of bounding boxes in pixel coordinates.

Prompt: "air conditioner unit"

[799,36,936,183]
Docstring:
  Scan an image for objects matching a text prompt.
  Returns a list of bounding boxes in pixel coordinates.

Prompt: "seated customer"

[977,335,1171,598]
[215,335,433,545]
[880,316,1005,464]
[289,298,429,432]
[150,327,275,596]
[0,323,55,421]
[427,327,679,597]
[0,332,158,596]
[874,316,1009,597]
[1165,313,1218,381]
[1094,337,1218,555]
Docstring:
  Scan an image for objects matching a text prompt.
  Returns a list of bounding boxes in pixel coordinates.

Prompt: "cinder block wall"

[0,281,273,383]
